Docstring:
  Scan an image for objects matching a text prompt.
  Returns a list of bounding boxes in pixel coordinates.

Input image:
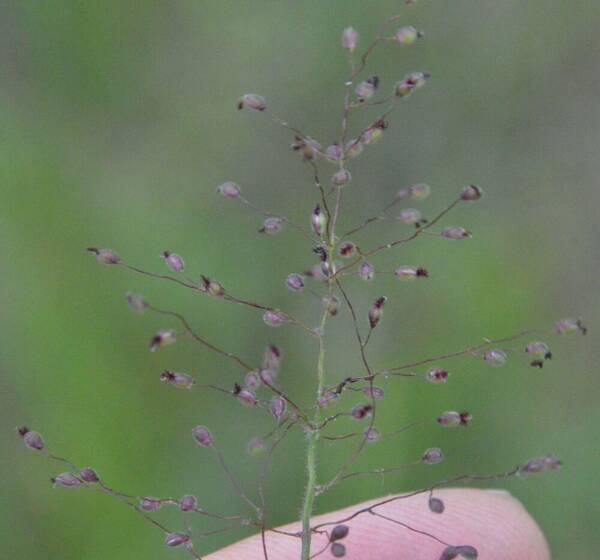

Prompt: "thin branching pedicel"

[20,4,586,560]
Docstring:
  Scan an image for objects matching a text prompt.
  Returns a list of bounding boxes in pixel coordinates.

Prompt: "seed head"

[356,76,379,101]
[263,344,283,371]
[395,265,429,281]
[394,26,422,45]
[291,136,321,161]
[422,447,444,465]
[345,138,364,159]
[520,454,562,475]
[325,144,343,162]
[149,329,176,352]
[286,273,305,292]
[341,26,358,52]
[140,497,162,511]
[362,386,385,399]
[525,341,552,360]
[351,403,373,420]
[442,227,471,240]
[359,261,375,281]
[160,370,195,389]
[322,295,340,316]
[331,542,346,557]
[311,204,327,236]
[338,241,356,258]
[126,292,148,313]
[263,309,286,327]
[79,468,100,483]
[18,427,44,451]
[269,396,287,420]
[244,370,261,389]
[364,427,381,443]
[397,183,431,200]
[330,525,350,542]
[368,296,387,328]
[483,348,507,367]
[259,217,283,235]
[233,384,258,407]
[394,71,430,97]
[437,410,471,427]
[237,93,266,112]
[217,181,241,199]
[460,184,483,201]
[51,472,83,487]
[426,367,448,383]
[428,496,445,513]
[332,168,352,187]
[247,437,266,456]
[440,545,478,560]
[317,390,338,408]
[192,425,214,447]
[180,495,198,512]
[87,247,121,265]
[555,317,587,335]
[259,368,276,385]
[398,208,422,224]
[161,251,185,273]
[165,533,190,547]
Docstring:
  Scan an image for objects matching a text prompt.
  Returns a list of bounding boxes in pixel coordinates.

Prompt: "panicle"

[199,275,225,297]
[286,273,305,292]
[126,292,148,313]
[331,168,352,187]
[325,144,343,162]
[331,542,346,557]
[440,545,478,559]
[140,497,162,511]
[180,494,198,512]
[160,370,195,389]
[437,410,472,427]
[364,427,381,443]
[460,184,483,201]
[87,247,121,265]
[555,317,587,335]
[244,370,261,389]
[161,251,185,272]
[338,241,356,258]
[234,384,258,407]
[345,138,364,159]
[397,183,431,200]
[398,208,422,225]
[263,344,283,371]
[330,524,350,542]
[149,329,176,352]
[269,396,286,420]
[394,26,423,45]
[483,348,507,367]
[247,437,266,456]
[341,26,358,52]
[291,136,321,161]
[52,472,83,487]
[368,296,387,328]
[394,71,430,98]
[395,265,429,281]
[359,261,375,281]
[79,468,100,483]
[441,227,471,240]
[165,533,190,547]
[18,426,44,451]
[426,367,448,383]
[362,386,385,399]
[192,425,214,447]
[428,496,445,513]
[351,403,373,420]
[237,93,266,111]
[263,309,286,327]
[259,217,283,235]
[520,454,562,474]
[322,295,340,316]
[311,204,327,236]
[356,76,379,101]
[217,181,241,199]
[422,447,444,465]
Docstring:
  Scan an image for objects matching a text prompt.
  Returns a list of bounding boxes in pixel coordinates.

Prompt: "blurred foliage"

[1,1,599,558]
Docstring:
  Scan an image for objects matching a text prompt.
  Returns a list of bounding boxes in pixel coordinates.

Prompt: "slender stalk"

[300,308,329,560]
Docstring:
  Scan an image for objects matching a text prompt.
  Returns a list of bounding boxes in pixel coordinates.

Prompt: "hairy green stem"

[300,308,329,559]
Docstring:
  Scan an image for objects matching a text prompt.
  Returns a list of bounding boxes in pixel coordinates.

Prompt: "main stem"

[300,307,329,559]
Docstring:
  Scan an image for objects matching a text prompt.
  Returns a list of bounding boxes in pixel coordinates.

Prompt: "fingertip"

[206,488,550,559]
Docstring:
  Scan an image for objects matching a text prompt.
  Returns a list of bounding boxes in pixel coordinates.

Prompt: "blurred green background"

[1,1,598,558]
